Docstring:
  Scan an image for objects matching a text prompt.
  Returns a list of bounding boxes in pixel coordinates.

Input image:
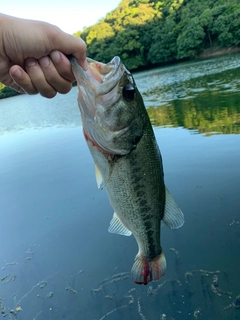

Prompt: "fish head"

[70,56,146,155]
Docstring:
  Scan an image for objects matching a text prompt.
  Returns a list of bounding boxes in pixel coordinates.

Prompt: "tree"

[177,17,205,59]
[212,14,233,46]
[199,8,214,47]
[148,15,178,64]
[115,28,145,69]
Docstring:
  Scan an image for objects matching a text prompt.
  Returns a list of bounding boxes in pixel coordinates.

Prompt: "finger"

[25,58,57,98]
[38,55,72,94]
[71,42,88,71]
[9,65,38,94]
[50,30,88,70]
[50,51,75,82]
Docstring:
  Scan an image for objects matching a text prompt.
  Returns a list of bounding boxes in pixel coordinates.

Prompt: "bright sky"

[2,0,121,34]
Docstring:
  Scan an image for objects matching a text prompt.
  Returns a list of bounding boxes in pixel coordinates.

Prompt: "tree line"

[1,0,240,98]
[75,0,240,70]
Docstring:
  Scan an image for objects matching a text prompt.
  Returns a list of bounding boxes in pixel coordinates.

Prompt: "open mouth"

[70,56,123,95]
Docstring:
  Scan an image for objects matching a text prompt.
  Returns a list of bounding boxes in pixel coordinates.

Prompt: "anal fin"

[108,212,132,236]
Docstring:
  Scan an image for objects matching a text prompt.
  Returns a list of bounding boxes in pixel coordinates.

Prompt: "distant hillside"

[1,0,240,99]
[74,0,240,70]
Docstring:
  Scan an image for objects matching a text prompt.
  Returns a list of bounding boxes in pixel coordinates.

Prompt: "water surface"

[0,54,240,320]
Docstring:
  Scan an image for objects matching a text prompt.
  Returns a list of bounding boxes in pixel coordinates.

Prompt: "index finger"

[51,29,88,70]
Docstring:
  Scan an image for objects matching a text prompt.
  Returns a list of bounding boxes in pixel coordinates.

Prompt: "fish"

[69,56,184,285]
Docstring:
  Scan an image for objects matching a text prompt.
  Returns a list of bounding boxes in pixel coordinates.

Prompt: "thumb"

[52,30,88,70]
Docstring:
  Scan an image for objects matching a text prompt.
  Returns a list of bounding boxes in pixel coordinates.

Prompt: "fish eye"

[123,84,135,101]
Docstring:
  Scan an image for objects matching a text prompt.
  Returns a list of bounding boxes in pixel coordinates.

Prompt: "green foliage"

[177,17,205,59]
[77,0,240,70]
[0,83,20,99]
[148,16,178,63]
[147,88,240,135]
[2,0,240,99]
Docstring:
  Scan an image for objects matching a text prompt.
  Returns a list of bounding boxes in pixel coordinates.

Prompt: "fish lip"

[70,56,123,95]
[70,55,133,155]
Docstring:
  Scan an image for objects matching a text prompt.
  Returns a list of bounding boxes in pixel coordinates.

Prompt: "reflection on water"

[0,54,240,319]
[135,53,240,135]
[1,54,240,136]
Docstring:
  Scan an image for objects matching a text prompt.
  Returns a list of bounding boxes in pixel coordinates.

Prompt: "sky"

[2,0,121,34]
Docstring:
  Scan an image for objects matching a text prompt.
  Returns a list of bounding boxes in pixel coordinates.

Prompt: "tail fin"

[131,252,166,285]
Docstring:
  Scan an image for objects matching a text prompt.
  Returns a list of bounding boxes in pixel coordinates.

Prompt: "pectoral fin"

[108,212,132,236]
[162,188,184,229]
[95,158,116,190]
[95,164,103,189]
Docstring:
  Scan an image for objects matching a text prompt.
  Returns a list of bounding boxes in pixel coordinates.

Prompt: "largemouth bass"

[70,56,184,285]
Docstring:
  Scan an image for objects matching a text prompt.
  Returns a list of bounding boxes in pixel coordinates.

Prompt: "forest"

[76,0,240,69]
[1,0,240,98]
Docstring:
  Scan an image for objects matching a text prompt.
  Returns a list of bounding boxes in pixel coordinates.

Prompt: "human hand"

[0,14,87,98]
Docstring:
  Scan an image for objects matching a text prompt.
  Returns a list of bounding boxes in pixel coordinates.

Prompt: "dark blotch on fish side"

[140,206,151,213]
[140,200,147,206]
[143,224,157,259]
[144,220,152,230]
[134,176,141,184]
[141,213,151,222]
[146,229,154,238]
[136,191,145,197]
[132,167,141,174]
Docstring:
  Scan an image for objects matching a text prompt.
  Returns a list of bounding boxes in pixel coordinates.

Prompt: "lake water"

[0,54,240,320]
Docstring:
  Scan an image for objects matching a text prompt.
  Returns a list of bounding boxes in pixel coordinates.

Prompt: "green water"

[0,54,240,319]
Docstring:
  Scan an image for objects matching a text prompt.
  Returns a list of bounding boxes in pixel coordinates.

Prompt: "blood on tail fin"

[131,252,166,285]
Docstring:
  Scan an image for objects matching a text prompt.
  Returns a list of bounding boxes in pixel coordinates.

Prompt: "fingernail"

[82,59,88,71]
[39,56,50,67]
[12,69,22,78]
[26,58,36,67]
[51,50,61,63]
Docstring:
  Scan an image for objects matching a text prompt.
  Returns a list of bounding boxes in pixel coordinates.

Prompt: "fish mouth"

[69,55,135,155]
[69,56,124,96]
[69,55,127,125]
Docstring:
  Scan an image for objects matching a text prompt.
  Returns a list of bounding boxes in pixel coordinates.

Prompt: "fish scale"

[70,55,184,285]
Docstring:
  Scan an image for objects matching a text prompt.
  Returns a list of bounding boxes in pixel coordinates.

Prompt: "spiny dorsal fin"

[95,164,103,189]
[162,188,184,229]
[108,212,132,236]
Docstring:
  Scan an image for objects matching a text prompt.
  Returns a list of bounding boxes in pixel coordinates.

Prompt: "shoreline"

[197,46,240,59]
[1,47,240,100]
